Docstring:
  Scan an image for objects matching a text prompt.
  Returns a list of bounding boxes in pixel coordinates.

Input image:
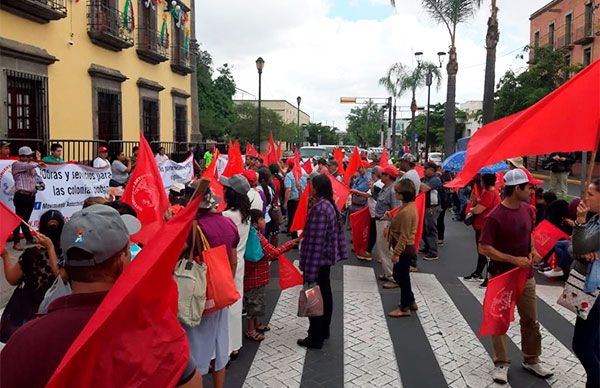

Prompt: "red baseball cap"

[520,167,544,186]
[361,160,370,168]
[382,165,399,179]
[98,146,108,152]
[242,169,258,185]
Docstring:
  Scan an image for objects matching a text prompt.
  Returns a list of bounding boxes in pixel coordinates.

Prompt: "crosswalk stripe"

[243,262,307,388]
[459,278,587,387]
[343,265,402,388]
[411,273,507,388]
[536,284,576,325]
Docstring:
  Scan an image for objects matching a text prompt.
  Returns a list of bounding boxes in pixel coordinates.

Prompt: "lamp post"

[296,96,302,147]
[256,57,265,152]
[415,51,446,162]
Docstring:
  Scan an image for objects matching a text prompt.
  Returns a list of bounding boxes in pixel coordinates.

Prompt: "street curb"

[531,172,582,185]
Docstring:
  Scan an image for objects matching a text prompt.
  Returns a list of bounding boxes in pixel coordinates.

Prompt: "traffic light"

[340,97,357,103]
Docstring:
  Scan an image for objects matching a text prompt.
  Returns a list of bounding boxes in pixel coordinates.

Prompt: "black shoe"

[464,272,483,282]
[297,338,323,349]
[479,278,488,288]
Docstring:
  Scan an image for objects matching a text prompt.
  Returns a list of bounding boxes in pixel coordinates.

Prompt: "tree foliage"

[303,123,340,145]
[229,103,298,144]
[345,101,385,147]
[494,46,584,119]
[409,103,466,149]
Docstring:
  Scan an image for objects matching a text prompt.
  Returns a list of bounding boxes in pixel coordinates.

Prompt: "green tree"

[303,123,340,145]
[409,103,466,149]
[346,101,385,147]
[196,50,237,140]
[495,46,584,119]
[390,0,482,156]
[230,103,297,144]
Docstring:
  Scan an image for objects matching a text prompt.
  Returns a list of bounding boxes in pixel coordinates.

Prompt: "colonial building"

[0,0,199,160]
[530,0,600,65]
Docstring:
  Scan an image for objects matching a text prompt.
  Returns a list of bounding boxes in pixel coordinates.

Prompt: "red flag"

[479,267,529,336]
[0,201,21,253]
[202,149,220,180]
[343,147,361,185]
[349,206,371,254]
[276,141,283,161]
[328,173,350,210]
[46,196,202,388]
[404,142,410,154]
[266,133,278,165]
[465,184,481,216]
[302,159,313,174]
[290,182,311,232]
[292,150,302,183]
[451,59,600,188]
[533,220,570,258]
[278,255,303,289]
[388,192,426,252]
[122,133,170,245]
[221,140,244,177]
[379,148,389,167]
[333,148,345,175]
[414,165,424,179]
[245,143,258,158]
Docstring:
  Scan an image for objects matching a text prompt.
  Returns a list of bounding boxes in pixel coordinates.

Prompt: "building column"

[189,0,201,142]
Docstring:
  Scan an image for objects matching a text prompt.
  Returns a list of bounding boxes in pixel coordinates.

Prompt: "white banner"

[157,155,194,191]
[0,160,112,228]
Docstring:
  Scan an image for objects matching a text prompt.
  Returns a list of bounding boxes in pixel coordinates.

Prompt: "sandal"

[245,331,265,342]
[256,324,271,333]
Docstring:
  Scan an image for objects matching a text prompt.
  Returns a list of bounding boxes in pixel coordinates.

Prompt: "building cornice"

[137,78,165,92]
[171,87,191,99]
[0,37,58,65]
[530,0,563,20]
[87,64,128,83]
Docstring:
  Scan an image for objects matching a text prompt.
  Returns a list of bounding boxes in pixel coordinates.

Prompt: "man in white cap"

[479,169,554,384]
[11,146,47,250]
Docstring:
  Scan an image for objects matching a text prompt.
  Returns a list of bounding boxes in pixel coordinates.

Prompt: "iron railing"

[171,45,193,71]
[86,0,134,48]
[137,27,169,59]
[557,34,573,48]
[574,25,594,44]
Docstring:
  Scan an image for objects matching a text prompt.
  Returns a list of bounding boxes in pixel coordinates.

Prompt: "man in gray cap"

[11,146,47,250]
[0,205,200,387]
[0,140,11,159]
[398,153,422,195]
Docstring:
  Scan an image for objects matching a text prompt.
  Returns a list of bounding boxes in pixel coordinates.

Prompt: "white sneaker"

[522,362,554,378]
[492,365,508,384]
[543,268,564,278]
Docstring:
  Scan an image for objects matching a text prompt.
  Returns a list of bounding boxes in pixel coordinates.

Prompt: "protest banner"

[156,155,194,191]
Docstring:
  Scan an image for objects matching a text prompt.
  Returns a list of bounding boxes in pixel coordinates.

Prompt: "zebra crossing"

[235,263,585,388]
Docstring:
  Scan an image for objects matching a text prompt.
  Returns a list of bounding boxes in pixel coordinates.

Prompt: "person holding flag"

[284,158,307,239]
[478,169,554,384]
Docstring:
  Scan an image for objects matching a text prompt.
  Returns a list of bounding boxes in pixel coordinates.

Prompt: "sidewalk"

[531,170,583,185]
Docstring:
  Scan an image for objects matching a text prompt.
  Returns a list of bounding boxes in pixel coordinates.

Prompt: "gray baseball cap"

[18,146,34,156]
[61,205,141,267]
[400,153,417,163]
[219,174,250,195]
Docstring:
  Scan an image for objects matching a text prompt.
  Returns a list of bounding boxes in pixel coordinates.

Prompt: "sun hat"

[219,174,250,195]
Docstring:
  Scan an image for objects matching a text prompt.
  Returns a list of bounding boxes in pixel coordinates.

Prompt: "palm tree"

[390,0,482,156]
[379,62,442,154]
[482,1,499,125]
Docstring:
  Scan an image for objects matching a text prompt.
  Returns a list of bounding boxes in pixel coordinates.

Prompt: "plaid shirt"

[11,161,38,193]
[300,198,348,283]
[244,231,297,291]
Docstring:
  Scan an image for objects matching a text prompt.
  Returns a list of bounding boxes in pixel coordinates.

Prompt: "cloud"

[197,0,549,133]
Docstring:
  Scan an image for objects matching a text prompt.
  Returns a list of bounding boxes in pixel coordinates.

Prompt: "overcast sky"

[196,0,550,131]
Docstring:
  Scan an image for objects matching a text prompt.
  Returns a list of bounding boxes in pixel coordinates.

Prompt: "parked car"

[429,152,443,165]
[299,146,327,162]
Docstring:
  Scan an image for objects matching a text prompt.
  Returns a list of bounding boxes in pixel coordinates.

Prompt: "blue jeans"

[573,298,600,388]
[554,240,573,269]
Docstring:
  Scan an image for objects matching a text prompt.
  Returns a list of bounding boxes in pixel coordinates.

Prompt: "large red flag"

[343,147,361,185]
[0,201,21,253]
[349,206,371,254]
[266,133,278,165]
[122,133,170,246]
[328,173,350,210]
[479,267,529,336]
[279,255,303,289]
[47,196,202,388]
[290,182,311,232]
[333,147,345,175]
[245,143,258,158]
[388,192,426,252]
[379,148,389,167]
[292,150,303,183]
[450,59,600,188]
[302,159,313,174]
[533,220,570,258]
[276,141,283,161]
[221,141,244,177]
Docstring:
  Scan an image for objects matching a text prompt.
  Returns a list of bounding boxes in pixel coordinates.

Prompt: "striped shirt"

[11,161,39,193]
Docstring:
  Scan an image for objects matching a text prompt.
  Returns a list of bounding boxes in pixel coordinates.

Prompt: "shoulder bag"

[557,266,599,320]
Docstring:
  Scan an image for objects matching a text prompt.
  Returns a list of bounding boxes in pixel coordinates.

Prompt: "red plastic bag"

[279,255,303,289]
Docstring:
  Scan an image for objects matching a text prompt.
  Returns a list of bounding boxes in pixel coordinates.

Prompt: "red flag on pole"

[221,141,244,177]
[276,141,283,161]
[333,148,345,175]
[302,159,313,174]
[450,59,600,188]
[290,182,311,232]
[349,206,371,254]
[202,149,220,180]
[245,143,258,158]
[122,133,170,246]
[328,173,350,210]
[0,201,21,253]
[379,148,389,167]
[388,192,426,252]
[266,133,278,165]
[479,267,529,336]
[343,147,361,185]
[46,196,202,388]
[292,150,303,183]
[279,255,303,289]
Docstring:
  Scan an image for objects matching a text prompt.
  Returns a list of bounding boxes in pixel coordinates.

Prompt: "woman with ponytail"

[297,174,347,349]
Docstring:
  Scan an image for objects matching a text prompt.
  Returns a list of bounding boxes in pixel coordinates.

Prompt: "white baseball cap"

[18,146,34,156]
[503,169,529,186]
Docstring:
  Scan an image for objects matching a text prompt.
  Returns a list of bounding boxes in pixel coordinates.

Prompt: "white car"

[428,152,443,165]
[299,146,327,162]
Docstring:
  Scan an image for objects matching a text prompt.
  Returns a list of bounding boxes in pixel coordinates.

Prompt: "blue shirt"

[284,172,307,201]
[350,174,368,193]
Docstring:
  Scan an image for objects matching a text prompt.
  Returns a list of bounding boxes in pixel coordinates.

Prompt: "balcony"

[573,25,594,45]
[86,1,134,52]
[136,28,169,64]
[557,34,574,50]
[0,0,67,24]
[170,46,193,75]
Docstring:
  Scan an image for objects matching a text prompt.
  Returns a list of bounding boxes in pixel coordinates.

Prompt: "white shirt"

[93,157,110,169]
[155,154,169,164]
[367,179,385,217]
[400,169,421,194]
[247,189,263,212]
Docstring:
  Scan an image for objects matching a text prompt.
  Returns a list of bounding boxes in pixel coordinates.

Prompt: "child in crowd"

[244,209,299,341]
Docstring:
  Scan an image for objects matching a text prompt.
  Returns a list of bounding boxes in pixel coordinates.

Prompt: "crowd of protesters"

[0,141,598,388]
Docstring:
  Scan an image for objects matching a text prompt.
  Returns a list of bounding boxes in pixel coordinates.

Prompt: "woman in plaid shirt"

[244,209,299,341]
[297,174,347,349]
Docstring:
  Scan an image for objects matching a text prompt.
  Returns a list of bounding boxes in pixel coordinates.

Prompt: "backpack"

[174,221,207,327]
[244,226,264,262]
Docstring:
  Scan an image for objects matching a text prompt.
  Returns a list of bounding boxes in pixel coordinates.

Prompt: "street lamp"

[296,96,302,146]
[256,57,265,152]
[415,51,446,162]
